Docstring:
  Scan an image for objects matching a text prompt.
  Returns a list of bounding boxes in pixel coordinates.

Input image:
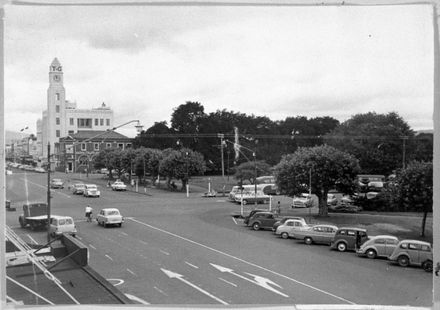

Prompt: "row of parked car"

[242,210,433,272]
[7,162,46,173]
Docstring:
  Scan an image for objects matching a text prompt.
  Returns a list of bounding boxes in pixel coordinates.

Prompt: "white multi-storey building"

[37,58,114,160]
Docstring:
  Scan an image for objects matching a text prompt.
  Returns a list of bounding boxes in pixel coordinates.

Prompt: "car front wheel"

[281,232,289,239]
[397,255,410,267]
[337,242,347,252]
[252,223,260,231]
[366,249,377,259]
[422,260,433,272]
[304,237,313,245]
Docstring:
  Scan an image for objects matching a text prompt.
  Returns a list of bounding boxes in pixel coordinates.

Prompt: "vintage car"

[356,235,399,259]
[50,178,64,189]
[293,224,339,245]
[275,219,311,239]
[83,184,100,197]
[388,240,433,272]
[96,208,124,228]
[111,181,127,191]
[272,216,307,232]
[72,183,86,195]
[49,215,77,237]
[234,190,270,205]
[291,193,317,208]
[330,227,368,252]
[247,211,280,231]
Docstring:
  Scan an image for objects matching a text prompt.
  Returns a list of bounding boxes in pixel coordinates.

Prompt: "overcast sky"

[4,3,434,137]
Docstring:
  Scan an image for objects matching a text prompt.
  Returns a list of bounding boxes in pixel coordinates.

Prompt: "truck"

[18,203,50,230]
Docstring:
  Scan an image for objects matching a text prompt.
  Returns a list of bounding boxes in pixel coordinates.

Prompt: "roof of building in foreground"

[60,130,132,141]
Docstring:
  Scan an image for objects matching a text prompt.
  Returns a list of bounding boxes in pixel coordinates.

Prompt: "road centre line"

[218,277,237,287]
[89,244,96,250]
[231,217,238,225]
[185,261,199,269]
[126,268,136,276]
[120,232,128,236]
[105,254,113,261]
[139,240,148,245]
[159,250,170,256]
[153,286,168,296]
[128,217,355,305]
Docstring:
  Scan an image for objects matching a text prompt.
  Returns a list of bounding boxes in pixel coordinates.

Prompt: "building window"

[94,143,99,151]
[56,93,60,101]
[118,143,124,149]
[106,143,112,149]
[68,130,74,135]
[81,143,86,151]
[126,143,132,148]
[56,105,60,113]
[56,130,60,138]
[77,118,92,128]
[56,117,60,125]
[95,119,98,126]
[100,119,104,126]
[106,119,110,126]
[70,118,74,125]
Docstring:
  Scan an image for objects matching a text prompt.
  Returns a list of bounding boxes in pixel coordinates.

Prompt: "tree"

[233,160,272,185]
[324,112,414,175]
[93,148,122,179]
[134,147,163,185]
[171,102,206,150]
[390,161,432,237]
[273,145,360,216]
[159,148,206,190]
[133,121,176,150]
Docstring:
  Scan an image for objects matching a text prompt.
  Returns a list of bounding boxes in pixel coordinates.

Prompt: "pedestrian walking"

[277,201,281,215]
[85,205,93,222]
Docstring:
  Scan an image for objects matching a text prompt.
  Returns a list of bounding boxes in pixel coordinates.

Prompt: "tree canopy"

[274,145,360,216]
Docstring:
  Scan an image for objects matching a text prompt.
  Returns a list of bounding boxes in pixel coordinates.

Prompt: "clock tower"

[44,58,66,158]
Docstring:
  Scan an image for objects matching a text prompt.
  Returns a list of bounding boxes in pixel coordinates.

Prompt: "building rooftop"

[61,130,131,141]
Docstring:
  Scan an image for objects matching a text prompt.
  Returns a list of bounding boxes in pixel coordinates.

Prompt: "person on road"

[276,201,281,215]
[85,205,93,222]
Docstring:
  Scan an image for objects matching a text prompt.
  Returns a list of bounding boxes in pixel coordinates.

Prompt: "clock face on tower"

[53,75,60,82]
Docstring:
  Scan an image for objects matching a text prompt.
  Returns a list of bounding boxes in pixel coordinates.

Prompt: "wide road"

[6,171,432,306]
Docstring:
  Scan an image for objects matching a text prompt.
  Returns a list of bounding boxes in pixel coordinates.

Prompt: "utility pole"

[217,133,225,180]
[47,143,51,243]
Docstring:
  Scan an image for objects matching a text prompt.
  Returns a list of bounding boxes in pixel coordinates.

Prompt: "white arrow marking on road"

[161,268,229,305]
[125,293,150,305]
[210,263,289,298]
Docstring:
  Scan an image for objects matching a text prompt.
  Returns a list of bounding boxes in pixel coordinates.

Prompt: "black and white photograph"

[2,0,437,308]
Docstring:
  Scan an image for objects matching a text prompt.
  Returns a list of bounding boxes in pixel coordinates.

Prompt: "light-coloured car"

[327,194,338,206]
[272,216,307,232]
[49,216,77,237]
[72,183,86,195]
[34,167,46,173]
[356,235,399,259]
[293,224,338,245]
[292,193,316,208]
[275,219,312,239]
[96,208,124,228]
[83,184,100,197]
[388,240,433,272]
[111,181,127,191]
[6,169,12,175]
[50,178,64,189]
[234,190,270,205]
